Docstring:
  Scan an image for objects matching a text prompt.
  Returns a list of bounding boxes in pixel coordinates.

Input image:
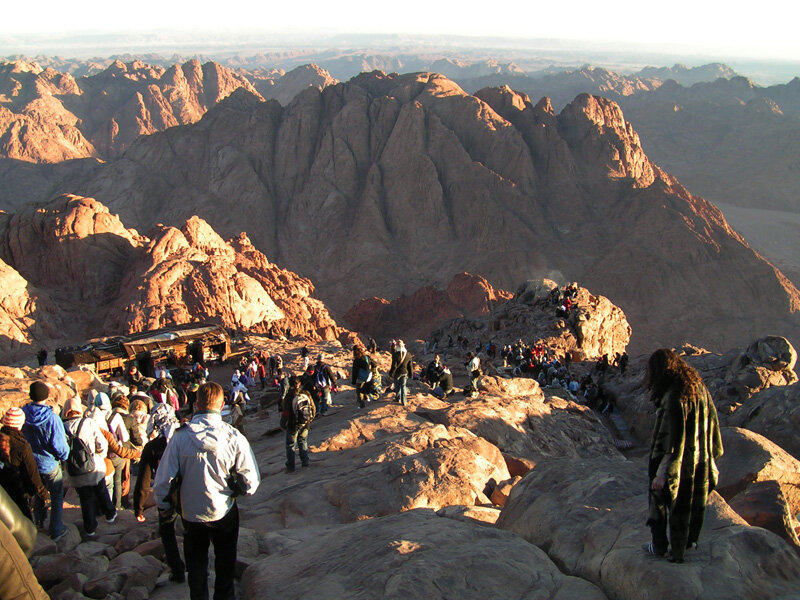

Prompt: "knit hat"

[94,392,111,410]
[29,381,50,403]
[2,407,25,429]
[61,395,84,418]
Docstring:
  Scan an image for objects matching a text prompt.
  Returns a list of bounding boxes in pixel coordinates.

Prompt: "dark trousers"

[76,480,115,534]
[183,504,239,600]
[159,512,186,577]
[648,463,709,561]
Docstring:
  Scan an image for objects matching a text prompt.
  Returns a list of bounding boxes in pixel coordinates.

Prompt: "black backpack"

[66,418,95,477]
[294,392,314,429]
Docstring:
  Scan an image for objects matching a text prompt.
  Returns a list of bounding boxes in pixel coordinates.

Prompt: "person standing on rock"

[61,396,118,536]
[281,376,316,472]
[389,340,413,407]
[644,348,723,563]
[133,406,185,582]
[351,346,373,409]
[1,407,49,520]
[154,382,260,600]
[22,381,69,541]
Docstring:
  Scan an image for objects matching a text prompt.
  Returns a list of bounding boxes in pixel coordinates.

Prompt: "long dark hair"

[644,348,704,407]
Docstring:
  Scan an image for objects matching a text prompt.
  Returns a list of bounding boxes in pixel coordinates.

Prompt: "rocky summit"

[33,70,795,354]
[3,330,800,600]
[0,194,350,361]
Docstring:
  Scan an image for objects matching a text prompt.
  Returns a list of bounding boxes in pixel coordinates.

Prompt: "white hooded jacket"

[153,411,260,522]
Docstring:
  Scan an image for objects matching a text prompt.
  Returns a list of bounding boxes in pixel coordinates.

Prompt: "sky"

[2,0,800,62]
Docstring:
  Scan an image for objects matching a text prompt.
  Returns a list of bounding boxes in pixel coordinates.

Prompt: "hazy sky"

[3,0,799,61]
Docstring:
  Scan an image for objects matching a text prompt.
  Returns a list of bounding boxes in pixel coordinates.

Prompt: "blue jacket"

[21,403,69,474]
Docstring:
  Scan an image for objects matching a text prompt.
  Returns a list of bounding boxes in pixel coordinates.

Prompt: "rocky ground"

[6,332,800,599]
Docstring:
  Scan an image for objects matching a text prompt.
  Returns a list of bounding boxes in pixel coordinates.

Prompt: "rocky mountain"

[455,65,663,111]
[0,194,349,361]
[0,58,260,161]
[50,71,799,354]
[245,63,337,105]
[430,279,632,362]
[634,62,739,86]
[344,272,513,343]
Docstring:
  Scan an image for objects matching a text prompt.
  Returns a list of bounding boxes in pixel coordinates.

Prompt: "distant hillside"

[48,72,799,354]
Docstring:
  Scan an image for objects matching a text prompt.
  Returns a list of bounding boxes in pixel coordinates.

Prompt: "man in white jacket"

[154,382,260,600]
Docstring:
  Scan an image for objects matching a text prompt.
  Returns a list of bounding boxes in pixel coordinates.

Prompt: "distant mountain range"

[1,56,799,354]
[5,71,792,354]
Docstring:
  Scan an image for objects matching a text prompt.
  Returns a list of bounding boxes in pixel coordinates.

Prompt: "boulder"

[82,551,163,598]
[240,404,509,531]
[496,456,800,600]
[430,283,631,362]
[241,509,608,600]
[34,552,109,590]
[714,427,800,548]
[727,481,800,550]
[727,382,800,460]
[415,375,622,460]
[435,505,501,526]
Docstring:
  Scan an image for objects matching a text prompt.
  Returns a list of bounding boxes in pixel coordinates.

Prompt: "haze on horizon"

[2,0,799,63]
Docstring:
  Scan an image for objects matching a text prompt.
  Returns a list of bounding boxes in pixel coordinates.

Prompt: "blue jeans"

[34,463,65,539]
[395,376,408,406]
[285,427,309,470]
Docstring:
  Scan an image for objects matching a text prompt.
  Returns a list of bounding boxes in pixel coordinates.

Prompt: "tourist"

[107,395,132,510]
[643,348,723,563]
[431,366,455,399]
[351,346,372,409]
[0,407,49,520]
[464,352,481,396]
[61,396,117,536]
[22,382,69,541]
[281,376,316,472]
[154,382,260,600]
[133,406,185,582]
[389,340,413,406]
[313,354,336,415]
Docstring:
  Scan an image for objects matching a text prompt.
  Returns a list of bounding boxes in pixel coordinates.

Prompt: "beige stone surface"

[496,456,800,600]
[241,509,608,600]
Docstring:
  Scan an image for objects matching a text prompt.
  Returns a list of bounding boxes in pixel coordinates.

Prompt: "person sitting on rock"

[644,348,723,563]
[425,354,444,385]
[431,366,455,399]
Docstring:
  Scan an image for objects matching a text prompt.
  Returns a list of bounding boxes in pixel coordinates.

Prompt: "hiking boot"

[85,530,96,538]
[106,512,118,524]
[301,462,310,468]
[284,467,296,474]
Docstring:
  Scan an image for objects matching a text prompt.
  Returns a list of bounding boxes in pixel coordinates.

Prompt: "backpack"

[314,366,329,389]
[294,393,314,429]
[66,418,95,477]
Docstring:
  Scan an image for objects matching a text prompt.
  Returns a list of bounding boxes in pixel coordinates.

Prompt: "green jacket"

[648,384,723,504]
